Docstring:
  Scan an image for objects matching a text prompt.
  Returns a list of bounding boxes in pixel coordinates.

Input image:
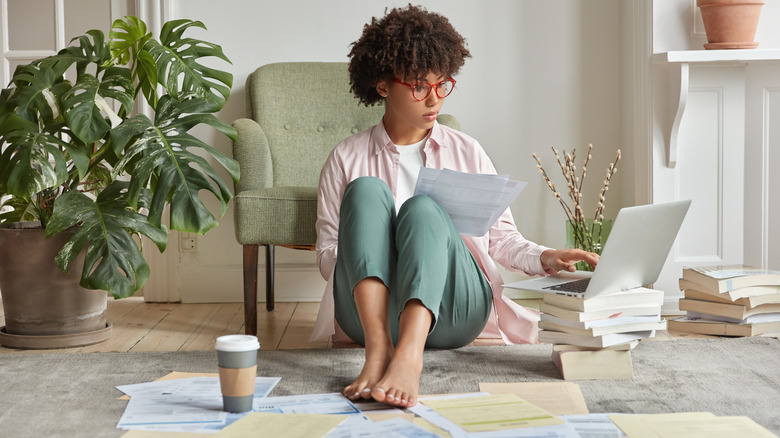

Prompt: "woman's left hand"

[540,249,599,275]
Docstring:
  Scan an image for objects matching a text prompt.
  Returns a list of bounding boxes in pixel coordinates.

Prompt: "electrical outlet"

[180,233,198,251]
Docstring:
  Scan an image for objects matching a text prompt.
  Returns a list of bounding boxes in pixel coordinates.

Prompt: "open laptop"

[506,200,691,299]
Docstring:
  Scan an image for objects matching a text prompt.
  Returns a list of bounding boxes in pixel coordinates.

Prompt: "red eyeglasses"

[393,77,456,101]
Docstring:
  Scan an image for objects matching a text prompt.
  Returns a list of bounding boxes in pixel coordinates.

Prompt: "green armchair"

[232,62,460,336]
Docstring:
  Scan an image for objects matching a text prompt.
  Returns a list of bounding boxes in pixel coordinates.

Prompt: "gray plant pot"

[0,222,111,349]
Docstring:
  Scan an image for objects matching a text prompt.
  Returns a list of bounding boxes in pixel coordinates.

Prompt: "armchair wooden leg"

[243,244,259,335]
[266,244,275,311]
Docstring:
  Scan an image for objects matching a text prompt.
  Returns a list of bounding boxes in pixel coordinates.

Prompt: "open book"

[413,167,527,236]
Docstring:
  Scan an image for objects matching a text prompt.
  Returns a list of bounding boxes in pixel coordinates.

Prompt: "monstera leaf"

[57,29,112,77]
[6,63,70,124]
[0,114,73,198]
[145,19,232,112]
[108,16,151,65]
[45,181,168,298]
[0,196,39,223]
[110,96,238,234]
[62,68,134,144]
[108,16,157,107]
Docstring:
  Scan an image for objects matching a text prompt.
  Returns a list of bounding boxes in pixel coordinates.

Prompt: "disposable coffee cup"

[216,334,260,413]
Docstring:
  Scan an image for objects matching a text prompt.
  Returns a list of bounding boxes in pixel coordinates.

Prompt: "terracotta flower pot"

[0,222,111,349]
[698,0,766,49]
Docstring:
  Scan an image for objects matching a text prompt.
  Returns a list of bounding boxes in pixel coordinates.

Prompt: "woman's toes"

[371,387,387,402]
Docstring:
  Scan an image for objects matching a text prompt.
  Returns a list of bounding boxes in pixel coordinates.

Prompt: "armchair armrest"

[437,114,460,131]
[232,118,273,192]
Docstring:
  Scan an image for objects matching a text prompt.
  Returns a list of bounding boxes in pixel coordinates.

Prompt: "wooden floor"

[0,297,730,355]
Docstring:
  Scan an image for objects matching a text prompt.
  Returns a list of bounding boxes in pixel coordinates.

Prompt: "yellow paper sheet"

[609,412,775,438]
[156,371,220,380]
[412,417,452,437]
[651,416,777,438]
[609,412,716,437]
[364,412,416,422]
[479,382,589,415]
[421,393,563,433]
[216,412,346,438]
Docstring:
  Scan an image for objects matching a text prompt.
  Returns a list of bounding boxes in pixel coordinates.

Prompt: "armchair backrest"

[245,62,384,188]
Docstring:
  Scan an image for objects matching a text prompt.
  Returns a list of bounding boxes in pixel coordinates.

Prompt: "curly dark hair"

[348,4,471,106]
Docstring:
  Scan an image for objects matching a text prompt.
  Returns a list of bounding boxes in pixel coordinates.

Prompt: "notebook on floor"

[505,200,691,299]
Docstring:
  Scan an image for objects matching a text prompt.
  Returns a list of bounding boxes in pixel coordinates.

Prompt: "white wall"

[166,0,624,302]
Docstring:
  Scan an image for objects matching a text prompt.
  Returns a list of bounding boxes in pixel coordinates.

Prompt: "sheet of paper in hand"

[413,167,527,236]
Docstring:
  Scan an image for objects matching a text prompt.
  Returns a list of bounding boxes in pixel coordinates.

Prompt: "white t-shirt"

[395,137,426,212]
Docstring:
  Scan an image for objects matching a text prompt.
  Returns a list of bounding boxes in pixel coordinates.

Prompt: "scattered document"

[117,371,221,401]
[409,392,490,438]
[216,412,347,438]
[420,393,563,432]
[560,414,626,437]
[363,417,442,438]
[114,377,776,438]
[413,167,527,236]
[117,376,279,399]
[409,392,578,438]
[323,415,376,438]
[608,412,777,438]
[116,376,281,433]
[411,416,454,437]
[117,393,225,430]
[478,382,589,415]
[254,392,361,415]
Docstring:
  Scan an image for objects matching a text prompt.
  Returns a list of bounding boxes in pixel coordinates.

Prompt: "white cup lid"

[215,335,260,352]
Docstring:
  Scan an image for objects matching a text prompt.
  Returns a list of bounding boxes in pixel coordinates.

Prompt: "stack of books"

[538,287,667,380]
[668,265,780,337]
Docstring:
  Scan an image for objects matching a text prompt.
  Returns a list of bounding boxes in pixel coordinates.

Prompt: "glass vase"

[565,219,612,271]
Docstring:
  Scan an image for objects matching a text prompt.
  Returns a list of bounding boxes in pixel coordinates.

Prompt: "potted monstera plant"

[0,16,238,348]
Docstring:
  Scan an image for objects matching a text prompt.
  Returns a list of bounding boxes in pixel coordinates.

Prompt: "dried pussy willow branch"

[533,144,621,254]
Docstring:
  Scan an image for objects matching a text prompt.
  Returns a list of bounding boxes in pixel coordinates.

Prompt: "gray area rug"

[0,337,778,437]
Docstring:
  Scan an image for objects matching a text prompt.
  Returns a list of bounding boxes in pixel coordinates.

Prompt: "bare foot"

[370,350,423,408]
[343,345,393,401]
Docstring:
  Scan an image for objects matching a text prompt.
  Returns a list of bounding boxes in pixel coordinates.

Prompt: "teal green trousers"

[333,176,492,349]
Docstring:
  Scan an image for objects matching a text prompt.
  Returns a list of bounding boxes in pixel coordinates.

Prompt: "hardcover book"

[667,317,780,337]
[539,303,661,323]
[538,329,656,348]
[541,287,663,312]
[678,298,780,320]
[538,319,666,338]
[682,265,780,294]
[551,349,633,380]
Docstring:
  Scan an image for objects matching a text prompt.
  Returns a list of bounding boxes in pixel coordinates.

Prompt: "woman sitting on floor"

[312,4,598,408]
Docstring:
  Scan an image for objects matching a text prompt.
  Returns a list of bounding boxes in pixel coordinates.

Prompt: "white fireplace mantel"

[649,47,780,311]
[654,49,780,168]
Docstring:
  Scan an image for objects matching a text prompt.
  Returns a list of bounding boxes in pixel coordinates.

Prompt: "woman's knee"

[397,196,450,232]
[343,177,391,203]
[340,177,395,229]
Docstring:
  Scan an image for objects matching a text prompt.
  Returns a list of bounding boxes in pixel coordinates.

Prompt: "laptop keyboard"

[543,278,591,293]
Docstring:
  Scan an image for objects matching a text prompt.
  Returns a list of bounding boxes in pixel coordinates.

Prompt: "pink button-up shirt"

[312,121,549,344]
